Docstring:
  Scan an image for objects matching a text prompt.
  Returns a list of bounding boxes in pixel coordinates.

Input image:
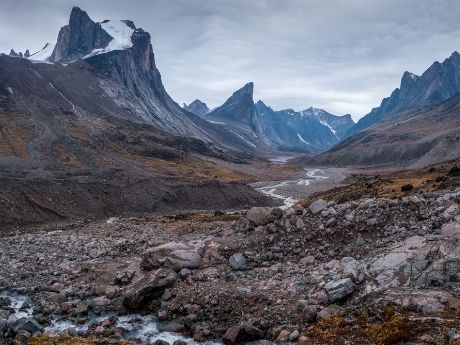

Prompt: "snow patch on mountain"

[229,129,256,148]
[297,133,310,145]
[28,43,55,63]
[319,120,337,136]
[84,20,134,59]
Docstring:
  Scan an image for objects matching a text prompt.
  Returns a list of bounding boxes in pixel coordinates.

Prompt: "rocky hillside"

[3,179,460,344]
[299,92,460,167]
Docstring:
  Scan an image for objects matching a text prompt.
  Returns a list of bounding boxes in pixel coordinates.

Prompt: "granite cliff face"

[49,7,113,63]
[349,51,460,135]
[209,83,261,131]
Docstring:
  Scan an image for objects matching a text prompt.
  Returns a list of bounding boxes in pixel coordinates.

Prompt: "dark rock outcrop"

[49,6,113,63]
[210,82,260,131]
[122,269,177,310]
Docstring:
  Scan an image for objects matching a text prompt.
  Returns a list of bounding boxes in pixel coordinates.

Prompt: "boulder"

[309,199,328,214]
[141,242,190,271]
[325,278,355,302]
[173,341,187,345]
[153,341,170,345]
[246,207,280,226]
[8,317,43,335]
[229,253,247,270]
[123,269,177,310]
[302,305,318,322]
[443,203,459,220]
[164,250,202,271]
[0,318,7,334]
[223,323,264,345]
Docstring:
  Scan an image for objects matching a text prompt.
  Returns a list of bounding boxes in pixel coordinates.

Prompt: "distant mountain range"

[349,52,460,136]
[183,83,354,152]
[5,6,460,168]
[299,51,460,166]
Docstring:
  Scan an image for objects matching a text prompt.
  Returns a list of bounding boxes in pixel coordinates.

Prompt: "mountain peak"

[70,6,87,17]
[228,82,254,102]
[183,99,210,117]
[50,7,113,63]
[209,82,259,130]
[401,71,419,83]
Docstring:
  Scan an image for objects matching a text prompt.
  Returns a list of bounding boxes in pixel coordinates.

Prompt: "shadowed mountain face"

[183,99,210,117]
[203,84,354,152]
[183,99,211,117]
[49,7,113,63]
[298,92,460,167]
[349,51,460,136]
[301,107,354,140]
[209,82,260,131]
[297,50,460,167]
[256,102,340,152]
[1,6,259,160]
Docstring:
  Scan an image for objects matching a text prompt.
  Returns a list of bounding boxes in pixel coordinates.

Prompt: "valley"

[252,168,349,209]
[3,3,460,345]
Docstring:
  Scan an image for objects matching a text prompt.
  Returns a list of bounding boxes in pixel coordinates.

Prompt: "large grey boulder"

[123,269,177,310]
[325,278,355,302]
[246,207,281,226]
[309,199,328,214]
[141,242,190,271]
[165,249,202,271]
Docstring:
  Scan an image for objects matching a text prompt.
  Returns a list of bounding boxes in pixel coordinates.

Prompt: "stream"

[251,168,330,208]
[1,292,218,344]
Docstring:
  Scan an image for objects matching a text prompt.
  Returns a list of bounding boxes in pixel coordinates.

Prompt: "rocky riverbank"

[2,188,460,344]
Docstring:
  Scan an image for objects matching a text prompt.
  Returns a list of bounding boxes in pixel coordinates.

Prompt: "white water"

[0,292,33,319]
[1,293,218,344]
[254,168,329,208]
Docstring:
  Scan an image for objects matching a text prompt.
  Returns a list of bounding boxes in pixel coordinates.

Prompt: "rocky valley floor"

[2,162,460,344]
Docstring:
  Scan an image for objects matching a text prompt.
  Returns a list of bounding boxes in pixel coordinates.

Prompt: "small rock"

[310,199,328,214]
[229,253,247,270]
[325,278,355,302]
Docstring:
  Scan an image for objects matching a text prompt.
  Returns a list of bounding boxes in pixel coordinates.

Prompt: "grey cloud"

[1,0,460,120]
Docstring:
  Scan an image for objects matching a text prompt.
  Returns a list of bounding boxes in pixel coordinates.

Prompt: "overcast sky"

[2,0,460,120]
